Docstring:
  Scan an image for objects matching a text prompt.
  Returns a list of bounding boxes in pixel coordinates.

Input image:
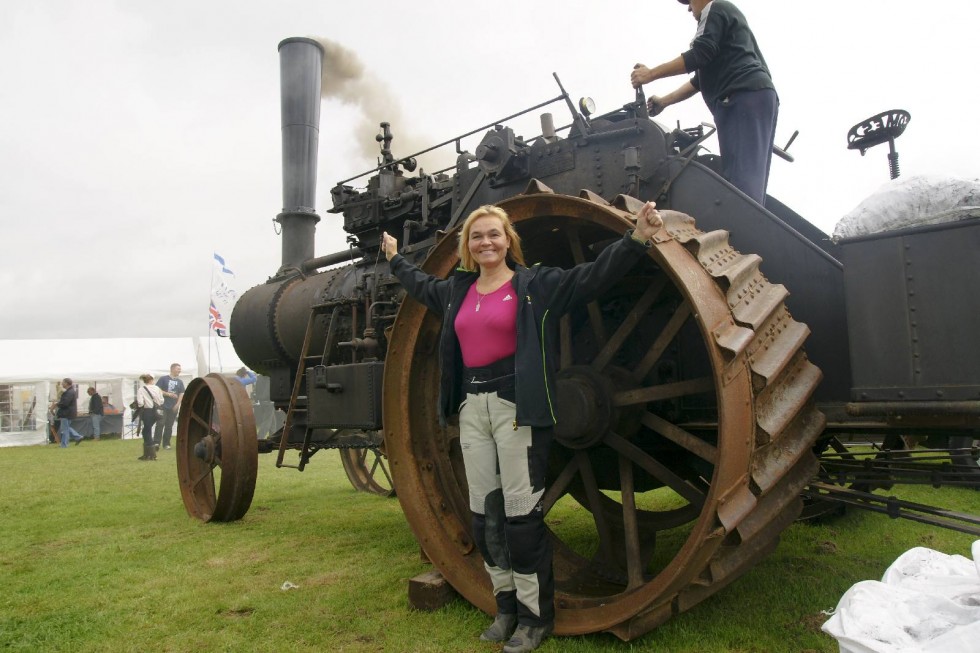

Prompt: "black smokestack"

[276,37,323,271]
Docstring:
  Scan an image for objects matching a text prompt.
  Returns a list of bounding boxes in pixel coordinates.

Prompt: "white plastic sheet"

[832,175,980,240]
[822,541,980,652]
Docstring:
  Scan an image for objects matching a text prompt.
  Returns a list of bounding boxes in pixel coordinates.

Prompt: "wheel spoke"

[605,432,706,506]
[189,413,221,448]
[372,452,394,487]
[190,463,217,490]
[542,455,579,514]
[575,451,617,565]
[190,412,212,433]
[618,455,644,590]
[591,276,668,372]
[567,228,607,347]
[640,411,718,464]
[632,301,692,382]
[613,376,715,407]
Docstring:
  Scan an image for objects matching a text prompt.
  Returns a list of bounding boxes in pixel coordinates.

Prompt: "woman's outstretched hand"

[381,231,398,261]
[633,201,663,242]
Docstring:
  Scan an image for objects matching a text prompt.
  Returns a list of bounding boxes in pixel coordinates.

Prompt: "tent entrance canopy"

[0,382,44,433]
[0,336,245,447]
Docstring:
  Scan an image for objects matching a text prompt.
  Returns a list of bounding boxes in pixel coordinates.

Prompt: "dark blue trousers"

[712,88,779,205]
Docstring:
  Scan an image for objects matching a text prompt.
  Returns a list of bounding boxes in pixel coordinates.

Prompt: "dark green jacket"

[389,231,649,427]
[682,0,775,109]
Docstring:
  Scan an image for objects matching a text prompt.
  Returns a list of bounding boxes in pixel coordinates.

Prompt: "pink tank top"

[454,282,518,367]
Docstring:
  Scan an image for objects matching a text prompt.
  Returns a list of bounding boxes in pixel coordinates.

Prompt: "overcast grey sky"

[1,0,976,340]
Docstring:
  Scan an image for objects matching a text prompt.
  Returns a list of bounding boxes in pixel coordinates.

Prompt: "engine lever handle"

[772,130,799,163]
[634,86,649,119]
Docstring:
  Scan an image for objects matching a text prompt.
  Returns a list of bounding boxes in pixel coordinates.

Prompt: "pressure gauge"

[579,97,596,117]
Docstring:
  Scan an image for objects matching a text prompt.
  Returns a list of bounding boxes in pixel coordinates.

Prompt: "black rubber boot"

[479,613,517,642]
[503,623,553,653]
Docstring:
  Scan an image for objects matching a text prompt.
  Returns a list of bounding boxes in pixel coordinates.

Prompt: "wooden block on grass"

[408,569,458,611]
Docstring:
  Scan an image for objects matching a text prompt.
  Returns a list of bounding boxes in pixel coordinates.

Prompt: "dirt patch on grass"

[816,540,838,554]
[797,612,828,634]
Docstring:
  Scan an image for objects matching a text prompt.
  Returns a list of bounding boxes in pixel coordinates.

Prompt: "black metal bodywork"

[840,216,980,404]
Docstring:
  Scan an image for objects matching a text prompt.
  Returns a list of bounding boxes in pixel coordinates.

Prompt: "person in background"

[630,0,778,204]
[51,378,84,447]
[382,202,663,653]
[86,387,103,441]
[154,363,184,450]
[136,374,164,461]
[252,374,278,438]
[233,367,257,387]
[102,396,120,415]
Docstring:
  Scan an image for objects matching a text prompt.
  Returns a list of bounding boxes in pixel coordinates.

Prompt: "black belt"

[463,355,515,395]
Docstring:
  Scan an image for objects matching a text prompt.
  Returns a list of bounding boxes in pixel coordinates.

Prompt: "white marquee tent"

[0,336,245,447]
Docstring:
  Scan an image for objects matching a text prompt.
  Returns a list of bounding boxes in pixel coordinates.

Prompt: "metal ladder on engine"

[276,302,339,471]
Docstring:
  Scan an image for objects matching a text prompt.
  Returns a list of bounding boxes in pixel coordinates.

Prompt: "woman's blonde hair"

[457,205,525,271]
[139,374,153,383]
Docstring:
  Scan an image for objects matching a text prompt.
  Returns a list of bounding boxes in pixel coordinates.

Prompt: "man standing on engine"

[630,0,777,205]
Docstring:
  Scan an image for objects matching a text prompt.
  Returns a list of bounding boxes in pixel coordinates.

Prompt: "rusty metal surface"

[176,374,258,522]
[382,189,824,640]
[665,160,851,404]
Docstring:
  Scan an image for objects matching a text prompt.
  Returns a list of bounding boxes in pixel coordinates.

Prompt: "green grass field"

[1,438,975,652]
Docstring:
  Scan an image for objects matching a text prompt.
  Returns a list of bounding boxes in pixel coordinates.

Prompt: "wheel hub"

[555,366,614,449]
[193,435,218,464]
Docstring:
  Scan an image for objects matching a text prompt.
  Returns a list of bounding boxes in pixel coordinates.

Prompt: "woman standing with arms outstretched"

[382,201,662,653]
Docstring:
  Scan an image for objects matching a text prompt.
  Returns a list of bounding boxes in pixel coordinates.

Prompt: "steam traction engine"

[175,38,979,640]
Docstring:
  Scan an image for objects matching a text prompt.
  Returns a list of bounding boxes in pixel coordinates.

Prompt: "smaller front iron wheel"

[176,374,258,522]
[339,443,396,497]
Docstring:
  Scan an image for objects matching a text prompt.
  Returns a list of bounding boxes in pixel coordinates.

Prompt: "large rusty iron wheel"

[339,443,396,497]
[176,374,258,522]
[383,187,826,640]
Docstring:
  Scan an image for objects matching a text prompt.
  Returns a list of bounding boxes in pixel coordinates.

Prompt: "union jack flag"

[209,301,228,337]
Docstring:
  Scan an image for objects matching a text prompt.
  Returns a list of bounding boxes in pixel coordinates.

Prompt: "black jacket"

[682,0,775,109]
[390,231,649,427]
[89,393,104,416]
[56,386,77,419]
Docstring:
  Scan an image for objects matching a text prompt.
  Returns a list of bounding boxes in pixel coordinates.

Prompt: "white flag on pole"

[210,252,237,337]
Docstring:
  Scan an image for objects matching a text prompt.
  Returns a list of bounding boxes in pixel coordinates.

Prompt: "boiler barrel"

[230,265,361,375]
